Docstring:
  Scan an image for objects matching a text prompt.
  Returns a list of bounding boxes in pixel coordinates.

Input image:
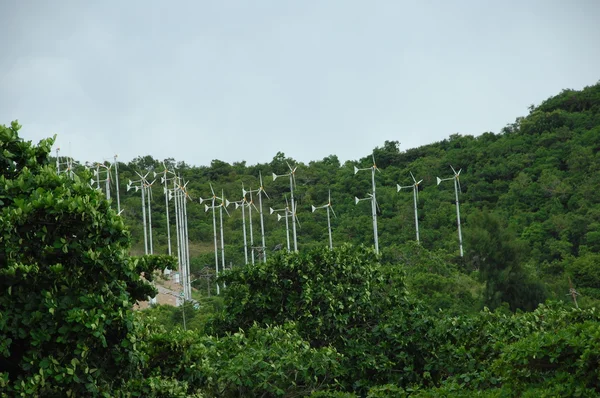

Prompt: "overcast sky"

[1,1,598,167]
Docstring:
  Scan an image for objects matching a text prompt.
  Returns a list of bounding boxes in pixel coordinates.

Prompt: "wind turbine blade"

[410,171,416,183]
[450,165,457,175]
[372,154,376,166]
[436,177,442,185]
[262,189,270,199]
[417,179,423,185]
[330,205,337,218]
[210,183,215,196]
[458,179,462,194]
[354,166,359,175]
[457,168,462,176]
[223,204,231,217]
[295,214,301,229]
[328,190,332,204]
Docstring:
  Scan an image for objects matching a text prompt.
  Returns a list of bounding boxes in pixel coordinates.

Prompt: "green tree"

[464,210,546,311]
[0,122,175,395]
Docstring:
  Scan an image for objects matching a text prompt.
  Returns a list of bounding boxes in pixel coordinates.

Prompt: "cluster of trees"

[115,83,599,312]
[1,82,600,395]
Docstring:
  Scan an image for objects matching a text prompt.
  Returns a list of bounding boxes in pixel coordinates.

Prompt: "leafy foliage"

[0,122,175,395]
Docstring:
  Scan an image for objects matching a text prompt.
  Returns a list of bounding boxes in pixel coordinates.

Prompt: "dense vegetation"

[1,82,600,396]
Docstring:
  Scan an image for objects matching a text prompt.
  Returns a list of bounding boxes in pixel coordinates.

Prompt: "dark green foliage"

[141,323,343,397]
[464,210,546,311]
[0,122,175,395]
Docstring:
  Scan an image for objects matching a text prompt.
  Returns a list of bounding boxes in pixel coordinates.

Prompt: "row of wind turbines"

[55,150,466,295]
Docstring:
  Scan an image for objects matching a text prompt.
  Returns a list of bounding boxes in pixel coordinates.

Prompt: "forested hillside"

[112,82,600,310]
[3,82,600,396]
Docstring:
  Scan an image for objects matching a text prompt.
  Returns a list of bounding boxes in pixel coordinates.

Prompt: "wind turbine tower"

[154,163,177,255]
[397,171,423,243]
[270,197,292,252]
[437,165,464,257]
[354,154,381,254]
[311,190,337,250]
[273,162,299,251]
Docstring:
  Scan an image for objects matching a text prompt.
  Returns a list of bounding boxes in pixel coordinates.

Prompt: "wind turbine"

[127,172,151,255]
[144,176,157,254]
[270,197,292,252]
[311,190,337,250]
[218,189,230,285]
[231,184,249,265]
[256,172,269,262]
[273,162,299,251]
[397,171,423,243]
[437,165,464,257]
[154,163,177,256]
[354,154,381,254]
[170,177,192,300]
[113,155,121,214]
[244,176,269,262]
[200,184,225,294]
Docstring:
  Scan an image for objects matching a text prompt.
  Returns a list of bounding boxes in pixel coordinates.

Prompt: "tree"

[464,210,545,311]
[0,122,174,395]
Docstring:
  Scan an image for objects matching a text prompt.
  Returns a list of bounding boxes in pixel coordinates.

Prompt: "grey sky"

[1,1,599,167]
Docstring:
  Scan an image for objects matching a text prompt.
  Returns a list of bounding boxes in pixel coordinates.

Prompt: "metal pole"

[371,168,379,255]
[147,184,153,255]
[413,186,420,243]
[56,148,60,174]
[454,177,464,257]
[211,197,220,295]
[259,172,267,262]
[114,156,121,213]
[141,184,148,255]
[241,198,248,265]
[327,206,333,250]
[183,190,191,299]
[289,174,298,252]
[219,203,226,289]
[173,182,181,280]
[248,191,255,265]
[285,207,290,252]
[164,172,172,256]
[105,167,111,200]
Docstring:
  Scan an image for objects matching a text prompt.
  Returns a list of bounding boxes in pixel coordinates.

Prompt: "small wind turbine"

[273,162,299,251]
[127,172,151,255]
[113,155,121,214]
[354,154,381,254]
[154,163,177,256]
[200,184,224,294]
[170,177,192,300]
[397,171,423,243]
[311,190,337,249]
[437,165,464,257]
[256,172,270,262]
[270,197,292,252]
[231,184,249,265]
